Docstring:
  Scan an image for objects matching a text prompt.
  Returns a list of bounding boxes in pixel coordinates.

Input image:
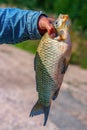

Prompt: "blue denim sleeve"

[0,8,44,44]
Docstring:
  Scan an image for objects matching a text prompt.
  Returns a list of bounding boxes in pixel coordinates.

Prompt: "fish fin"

[30,101,44,116]
[52,88,60,100]
[30,101,50,126]
[43,105,50,126]
[61,58,69,74]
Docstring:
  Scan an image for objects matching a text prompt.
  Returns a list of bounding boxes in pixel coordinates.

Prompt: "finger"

[46,22,56,38]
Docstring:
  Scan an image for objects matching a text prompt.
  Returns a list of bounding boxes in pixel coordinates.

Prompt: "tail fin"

[29,101,50,126]
[43,105,50,126]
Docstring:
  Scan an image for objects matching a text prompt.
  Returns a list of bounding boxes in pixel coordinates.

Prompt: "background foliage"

[0,0,87,68]
[0,0,86,32]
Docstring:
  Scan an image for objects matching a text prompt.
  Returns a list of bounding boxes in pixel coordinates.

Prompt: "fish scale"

[36,38,64,106]
[30,14,72,126]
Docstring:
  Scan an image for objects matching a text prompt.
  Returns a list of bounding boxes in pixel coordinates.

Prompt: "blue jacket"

[0,8,43,44]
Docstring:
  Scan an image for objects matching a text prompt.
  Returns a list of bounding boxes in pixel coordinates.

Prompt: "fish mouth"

[64,15,71,28]
[63,15,69,22]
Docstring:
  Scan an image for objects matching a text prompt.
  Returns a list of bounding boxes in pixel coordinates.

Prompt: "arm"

[0,8,56,44]
[0,8,44,44]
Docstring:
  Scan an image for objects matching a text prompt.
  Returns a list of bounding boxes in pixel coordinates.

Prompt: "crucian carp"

[30,14,72,126]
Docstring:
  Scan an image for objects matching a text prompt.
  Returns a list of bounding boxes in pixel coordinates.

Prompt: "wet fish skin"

[30,14,72,126]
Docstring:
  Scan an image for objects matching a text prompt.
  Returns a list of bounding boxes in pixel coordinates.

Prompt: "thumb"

[46,23,56,38]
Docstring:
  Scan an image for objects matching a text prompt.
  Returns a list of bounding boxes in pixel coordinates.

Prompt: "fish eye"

[55,21,58,25]
[54,20,59,26]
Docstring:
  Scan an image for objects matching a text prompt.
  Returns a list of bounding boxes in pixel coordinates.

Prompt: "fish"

[30,14,72,126]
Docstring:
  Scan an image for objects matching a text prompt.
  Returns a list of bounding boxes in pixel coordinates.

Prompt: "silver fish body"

[30,15,72,126]
[36,34,71,105]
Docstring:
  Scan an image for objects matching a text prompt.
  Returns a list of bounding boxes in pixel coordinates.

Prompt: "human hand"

[38,15,56,38]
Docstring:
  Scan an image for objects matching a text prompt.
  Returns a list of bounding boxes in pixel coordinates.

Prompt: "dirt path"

[0,44,87,130]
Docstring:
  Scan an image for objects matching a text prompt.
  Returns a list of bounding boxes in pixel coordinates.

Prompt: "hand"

[38,15,56,38]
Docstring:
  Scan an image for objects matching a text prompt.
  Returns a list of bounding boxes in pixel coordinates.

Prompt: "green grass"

[15,40,39,54]
[70,32,87,69]
[70,52,87,69]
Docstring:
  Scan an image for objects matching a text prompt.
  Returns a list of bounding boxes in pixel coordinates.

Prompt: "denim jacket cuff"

[27,11,45,40]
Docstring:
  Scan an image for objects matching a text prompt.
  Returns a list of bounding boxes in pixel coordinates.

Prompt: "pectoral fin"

[52,88,60,100]
[61,58,69,74]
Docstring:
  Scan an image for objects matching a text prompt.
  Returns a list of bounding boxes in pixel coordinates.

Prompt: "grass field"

[70,32,87,69]
[15,40,39,54]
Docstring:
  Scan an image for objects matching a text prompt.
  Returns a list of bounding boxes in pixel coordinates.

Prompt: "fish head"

[53,14,71,31]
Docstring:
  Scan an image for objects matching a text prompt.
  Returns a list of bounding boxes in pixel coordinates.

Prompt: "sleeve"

[0,8,44,44]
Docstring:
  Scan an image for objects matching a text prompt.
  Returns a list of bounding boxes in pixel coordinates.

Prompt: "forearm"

[0,8,43,44]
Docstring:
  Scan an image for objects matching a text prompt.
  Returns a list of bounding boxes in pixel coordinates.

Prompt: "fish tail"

[43,105,50,126]
[29,101,50,126]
